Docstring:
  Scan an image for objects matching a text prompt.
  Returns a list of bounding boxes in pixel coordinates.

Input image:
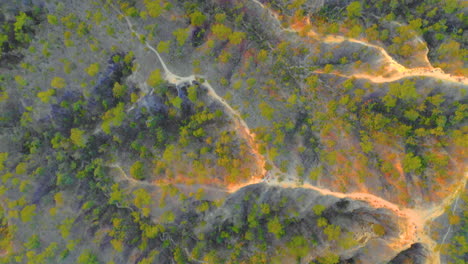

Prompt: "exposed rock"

[388,243,430,264]
[135,93,167,119]
[87,52,133,115]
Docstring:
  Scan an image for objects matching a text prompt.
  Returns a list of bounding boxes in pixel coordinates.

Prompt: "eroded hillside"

[0,0,466,263]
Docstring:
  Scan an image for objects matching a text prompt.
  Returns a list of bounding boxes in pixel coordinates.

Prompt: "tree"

[187,85,197,102]
[59,218,74,239]
[313,204,326,215]
[267,216,284,238]
[287,236,309,260]
[402,152,422,173]
[15,75,27,86]
[130,161,145,180]
[77,250,100,264]
[323,64,334,73]
[259,102,275,121]
[229,31,246,45]
[388,80,417,100]
[54,192,64,208]
[190,11,206,26]
[37,89,56,103]
[109,184,125,205]
[317,251,340,264]
[323,224,341,241]
[157,41,170,53]
[257,49,268,62]
[14,12,32,43]
[51,77,66,89]
[161,210,175,223]
[211,24,232,41]
[147,69,163,87]
[346,1,362,18]
[0,152,7,172]
[24,234,40,250]
[70,128,87,148]
[85,63,100,77]
[173,247,187,264]
[171,96,183,110]
[16,162,27,175]
[260,203,270,215]
[144,0,167,18]
[444,0,458,14]
[20,205,36,222]
[101,103,126,134]
[133,188,151,217]
[111,239,124,253]
[47,15,58,25]
[112,82,126,98]
[173,28,189,46]
[348,24,363,38]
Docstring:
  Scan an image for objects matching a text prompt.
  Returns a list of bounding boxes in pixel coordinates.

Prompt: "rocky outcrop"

[87,53,133,115]
[134,93,167,119]
[388,243,430,264]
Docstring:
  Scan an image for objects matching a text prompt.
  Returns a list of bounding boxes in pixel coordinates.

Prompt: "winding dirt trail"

[111,2,466,263]
[306,23,467,85]
[113,4,266,183]
[253,0,467,85]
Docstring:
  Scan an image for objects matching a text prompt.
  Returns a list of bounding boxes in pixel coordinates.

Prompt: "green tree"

[101,103,126,134]
[287,236,309,260]
[20,205,36,222]
[77,250,100,264]
[111,239,124,253]
[259,102,275,121]
[403,152,422,173]
[59,218,74,239]
[47,15,58,25]
[70,128,87,148]
[173,28,189,46]
[161,210,175,223]
[346,1,362,18]
[86,63,100,77]
[157,41,170,53]
[144,0,166,18]
[16,162,27,174]
[323,64,334,73]
[171,96,183,110]
[190,11,206,26]
[444,0,458,13]
[313,204,326,215]
[173,247,187,264]
[133,188,151,217]
[15,75,27,86]
[130,161,145,180]
[51,77,66,89]
[317,251,340,264]
[109,184,125,205]
[267,216,284,238]
[14,12,32,43]
[24,234,40,250]
[0,152,8,172]
[229,31,246,45]
[147,69,164,87]
[211,24,232,41]
[187,85,197,102]
[37,89,56,103]
[323,224,341,241]
[112,82,126,98]
[388,80,417,100]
